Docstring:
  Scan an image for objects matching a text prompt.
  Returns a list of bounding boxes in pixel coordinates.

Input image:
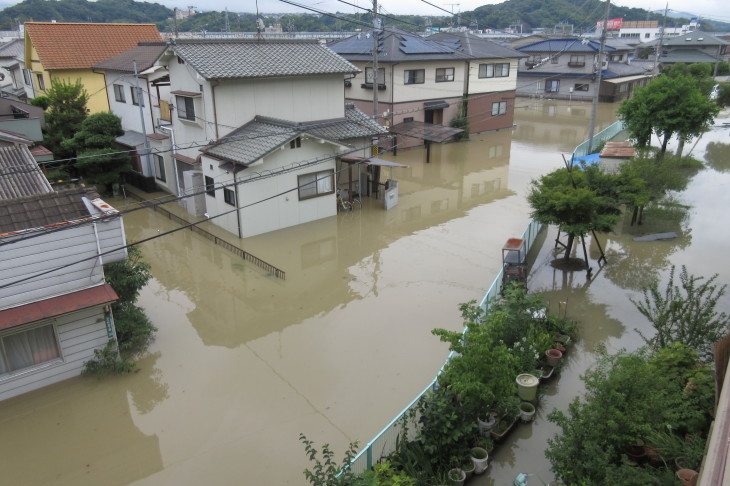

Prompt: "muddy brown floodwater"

[2,99,728,486]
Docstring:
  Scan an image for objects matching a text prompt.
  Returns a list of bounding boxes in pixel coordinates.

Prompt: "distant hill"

[0,0,173,30]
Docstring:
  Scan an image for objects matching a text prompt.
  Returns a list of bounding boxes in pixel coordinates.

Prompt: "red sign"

[596,18,623,30]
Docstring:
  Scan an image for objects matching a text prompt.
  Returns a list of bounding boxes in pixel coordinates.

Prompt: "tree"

[42,78,89,162]
[63,111,131,187]
[631,265,729,361]
[527,165,622,260]
[617,73,719,157]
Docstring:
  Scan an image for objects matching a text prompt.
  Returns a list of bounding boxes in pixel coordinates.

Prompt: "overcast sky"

[150,0,730,24]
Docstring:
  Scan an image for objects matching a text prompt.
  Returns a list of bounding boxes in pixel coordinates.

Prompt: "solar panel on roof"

[332,38,373,55]
[399,37,453,54]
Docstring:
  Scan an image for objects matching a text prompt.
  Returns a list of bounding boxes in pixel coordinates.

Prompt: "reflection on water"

[3,100,727,486]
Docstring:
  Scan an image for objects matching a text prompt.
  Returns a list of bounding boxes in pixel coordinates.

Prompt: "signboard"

[596,18,623,30]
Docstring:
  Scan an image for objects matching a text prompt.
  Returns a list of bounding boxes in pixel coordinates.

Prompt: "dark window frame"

[297,169,335,201]
[404,69,425,85]
[205,176,215,197]
[113,84,126,103]
[435,67,455,82]
[176,95,196,121]
[223,187,236,206]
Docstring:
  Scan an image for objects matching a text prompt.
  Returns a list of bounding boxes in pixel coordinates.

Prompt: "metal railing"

[571,120,626,161]
[346,220,543,473]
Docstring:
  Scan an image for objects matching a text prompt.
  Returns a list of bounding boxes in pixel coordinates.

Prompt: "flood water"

[2,99,729,486]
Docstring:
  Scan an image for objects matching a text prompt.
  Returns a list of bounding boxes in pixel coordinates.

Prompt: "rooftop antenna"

[224,7,230,33]
[255,0,263,40]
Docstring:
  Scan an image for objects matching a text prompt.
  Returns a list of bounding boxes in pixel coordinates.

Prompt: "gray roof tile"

[202,105,386,165]
[427,32,527,59]
[0,187,98,235]
[171,39,358,80]
[93,42,167,73]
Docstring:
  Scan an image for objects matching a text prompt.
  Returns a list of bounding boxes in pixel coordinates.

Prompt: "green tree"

[631,265,729,361]
[617,73,720,157]
[527,165,622,260]
[42,78,89,162]
[63,111,131,188]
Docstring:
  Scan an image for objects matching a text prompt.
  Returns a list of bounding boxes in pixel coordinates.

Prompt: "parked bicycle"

[350,191,362,210]
[336,189,352,212]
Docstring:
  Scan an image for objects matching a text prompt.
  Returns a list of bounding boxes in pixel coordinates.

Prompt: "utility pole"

[587,0,610,154]
[372,0,379,121]
[653,3,668,73]
[133,60,152,177]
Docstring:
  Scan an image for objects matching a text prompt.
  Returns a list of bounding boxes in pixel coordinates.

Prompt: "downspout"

[211,79,220,139]
[233,166,242,239]
[158,124,180,196]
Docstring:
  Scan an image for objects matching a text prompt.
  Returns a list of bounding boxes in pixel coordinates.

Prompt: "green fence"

[345,220,544,474]
[571,120,626,162]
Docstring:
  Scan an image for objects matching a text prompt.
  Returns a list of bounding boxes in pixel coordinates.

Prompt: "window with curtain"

[298,169,334,200]
[1,323,60,375]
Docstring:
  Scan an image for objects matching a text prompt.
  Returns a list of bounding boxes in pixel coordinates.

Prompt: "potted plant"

[448,467,466,486]
[477,411,497,435]
[470,446,489,474]
[546,348,563,367]
[519,401,536,422]
[461,459,475,480]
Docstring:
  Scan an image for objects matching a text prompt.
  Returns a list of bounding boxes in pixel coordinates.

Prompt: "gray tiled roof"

[0,145,52,201]
[427,32,527,59]
[202,104,386,166]
[518,38,616,54]
[660,49,720,64]
[0,39,23,60]
[170,39,358,80]
[93,42,167,73]
[665,30,728,47]
[0,187,99,235]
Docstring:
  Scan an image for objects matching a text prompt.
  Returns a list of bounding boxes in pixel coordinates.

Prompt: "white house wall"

[0,218,126,310]
[467,59,519,94]
[0,305,112,401]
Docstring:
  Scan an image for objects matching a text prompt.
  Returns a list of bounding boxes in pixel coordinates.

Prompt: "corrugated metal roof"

[170,39,358,80]
[93,42,167,73]
[0,145,53,200]
[203,104,386,166]
[0,284,118,330]
[0,187,99,234]
[0,38,23,60]
[25,22,162,70]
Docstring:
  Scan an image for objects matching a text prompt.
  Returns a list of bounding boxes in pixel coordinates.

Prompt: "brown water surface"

[2,99,728,485]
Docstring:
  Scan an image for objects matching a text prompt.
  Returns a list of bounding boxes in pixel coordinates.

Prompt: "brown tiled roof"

[0,145,53,200]
[93,41,167,73]
[25,22,162,70]
[0,187,99,234]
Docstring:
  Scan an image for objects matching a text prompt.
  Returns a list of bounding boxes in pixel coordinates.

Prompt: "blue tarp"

[573,153,601,167]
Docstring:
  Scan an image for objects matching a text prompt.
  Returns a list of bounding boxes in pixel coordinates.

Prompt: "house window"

[478,63,509,78]
[297,169,334,200]
[205,176,215,196]
[568,55,585,67]
[645,33,651,39]
[0,322,60,375]
[435,67,455,82]
[176,95,195,121]
[545,80,560,93]
[154,154,166,182]
[364,67,385,86]
[36,73,45,90]
[551,56,560,64]
[404,69,425,85]
[574,83,589,91]
[223,187,236,206]
[130,86,143,106]
[22,69,31,86]
[491,101,507,116]
[610,54,623,62]
[113,84,126,103]
[290,137,302,149]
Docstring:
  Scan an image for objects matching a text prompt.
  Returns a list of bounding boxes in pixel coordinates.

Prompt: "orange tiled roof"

[25,22,163,70]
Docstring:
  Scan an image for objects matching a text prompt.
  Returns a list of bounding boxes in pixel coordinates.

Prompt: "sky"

[147,0,730,24]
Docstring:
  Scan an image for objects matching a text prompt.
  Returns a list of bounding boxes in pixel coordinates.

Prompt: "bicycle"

[336,189,352,212]
[350,191,362,210]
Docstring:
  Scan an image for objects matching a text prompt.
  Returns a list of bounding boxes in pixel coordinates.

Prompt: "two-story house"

[0,152,127,400]
[157,39,385,238]
[0,39,34,101]
[660,30,729,67]
[24,22,163,114]
[93,42,171,193]
[516,37,654,102]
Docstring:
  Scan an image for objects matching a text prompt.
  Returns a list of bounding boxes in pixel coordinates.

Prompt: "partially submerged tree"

[631,265,729,361]
[42,78,89,161]
[617,73,719,157]
[63,111,131,187]
[527,164,622,260]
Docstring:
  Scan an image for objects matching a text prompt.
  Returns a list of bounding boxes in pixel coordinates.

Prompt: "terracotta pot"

[546,348,563,367]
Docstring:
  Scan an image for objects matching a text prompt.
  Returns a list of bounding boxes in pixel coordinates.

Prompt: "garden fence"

[345,220,544,474]
[571,120,626,162]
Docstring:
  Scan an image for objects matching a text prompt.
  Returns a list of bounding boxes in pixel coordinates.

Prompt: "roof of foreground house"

[202,104,386,166]
[0,187,99,234]
[0,145,52,200]
[330,28,472,63]
[93,41,168,73]
[25,22,162,70]
[168,39,358,80]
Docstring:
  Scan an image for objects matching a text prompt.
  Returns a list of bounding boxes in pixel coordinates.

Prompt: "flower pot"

[676,469,698,486]
[490,415,518,442]
[471,446,489,474]
[519,401,536,422]
[477,414,497,435]
[546,348,563,367]
[448,467,466,486]
[462,461,475,481]
[516,373,540,401]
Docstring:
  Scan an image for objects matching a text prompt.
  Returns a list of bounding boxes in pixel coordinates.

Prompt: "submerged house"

[157,39,385,238]
[0,150,127,400]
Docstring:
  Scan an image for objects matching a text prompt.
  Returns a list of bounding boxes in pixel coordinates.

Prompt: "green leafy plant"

[82,340,135,377]
[299,433,362,486]
[415,390,474,473]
